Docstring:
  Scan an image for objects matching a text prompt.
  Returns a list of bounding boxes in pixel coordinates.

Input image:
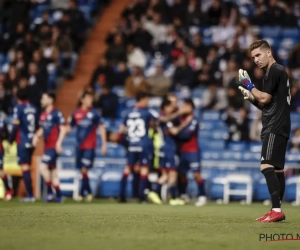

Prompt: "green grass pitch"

[1,200,300,250]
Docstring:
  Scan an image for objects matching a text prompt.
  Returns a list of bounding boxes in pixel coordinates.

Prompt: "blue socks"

[46,181,53,195]
[139,175,148,201]
[170,186,177,199]
[156,183,162,197]
[22,170,33,197]
[81,173,91,196]
[197,179,206,196]
[120,173,128,198]
[54,185,61,198]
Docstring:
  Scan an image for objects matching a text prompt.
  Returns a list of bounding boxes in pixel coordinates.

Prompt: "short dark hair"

[45,91,56,102]
[183,98,195,109]
[160,98,171,110]
[136,92,149,102]
[81,90,94,99]
[249,40,271,52]
[16,88,28,101]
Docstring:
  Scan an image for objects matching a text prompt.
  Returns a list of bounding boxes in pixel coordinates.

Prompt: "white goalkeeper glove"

[238,86,255,103]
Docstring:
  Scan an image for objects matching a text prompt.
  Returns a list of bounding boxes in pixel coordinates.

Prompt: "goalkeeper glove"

[239,69,255,91]
[238,86,255,103]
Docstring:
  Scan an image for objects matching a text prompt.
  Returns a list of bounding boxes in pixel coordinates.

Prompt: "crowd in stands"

[0,0,106,114]
[88,0,300,145]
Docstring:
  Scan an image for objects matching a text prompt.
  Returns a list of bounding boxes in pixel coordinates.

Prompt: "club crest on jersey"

[87,112,93,119]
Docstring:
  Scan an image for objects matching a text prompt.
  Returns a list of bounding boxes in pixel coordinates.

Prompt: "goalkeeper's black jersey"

[256,63,291,140]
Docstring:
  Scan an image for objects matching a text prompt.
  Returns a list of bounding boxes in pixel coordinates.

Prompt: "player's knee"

[21,164,30,171]
[260,164,274,171]
[123,166,131,174]
[81,168,88,174]
[159,173,168,184]
[140,167,149,176]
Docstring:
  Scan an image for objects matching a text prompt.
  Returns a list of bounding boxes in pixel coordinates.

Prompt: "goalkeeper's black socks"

[276,172,285,202]
[261,167,281,209]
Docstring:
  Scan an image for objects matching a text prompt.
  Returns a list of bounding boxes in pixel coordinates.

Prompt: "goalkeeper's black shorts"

[261,132,288,170]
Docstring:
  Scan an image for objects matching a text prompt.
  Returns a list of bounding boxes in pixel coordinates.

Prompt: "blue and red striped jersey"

[68,107,103,149]
[12,101,38,147]
[177,116,199,153]
[40,108,65,150]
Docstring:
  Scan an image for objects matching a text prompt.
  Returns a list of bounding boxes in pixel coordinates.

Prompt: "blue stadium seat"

[202,150,221,160]
[63,136,76,145]
[100,171,132,197]
[227,141,247,151]
[290,112,300,122]
[281,28,299,38]
[249,142,262,152]
[61,146,76,157]
[201,111,221,120]
[285,176,298,201]
[200,139,225,150]
[254,178,270,201]
[261,26,281,37]
[242,152,260,162]
[221,151,242,161]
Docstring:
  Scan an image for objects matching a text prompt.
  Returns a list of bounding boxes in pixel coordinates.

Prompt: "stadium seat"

[227,141,247,151]
[281,28,299,38]
[223,174,253,204]
[57,169,80,200]
[201,111,220,121]
[249,142,262,152]
[285,176,300,203]
[61,146,76,157]
[261,26,281,38]
[254,178,270,201]
[100,171,132,197]
[200,139,225,151]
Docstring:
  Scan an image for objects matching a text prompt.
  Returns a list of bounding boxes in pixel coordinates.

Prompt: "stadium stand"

[1,0,300,203]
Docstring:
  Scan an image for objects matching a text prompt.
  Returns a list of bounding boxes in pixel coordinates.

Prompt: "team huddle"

[119,92,207,206]
[0,40,292,222]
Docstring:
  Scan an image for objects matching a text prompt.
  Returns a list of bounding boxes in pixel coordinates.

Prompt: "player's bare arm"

[99,124,107,155]
[251,88,272,105]
[169,115,193,135]
[33,127,44,147]
[55,125,67,154]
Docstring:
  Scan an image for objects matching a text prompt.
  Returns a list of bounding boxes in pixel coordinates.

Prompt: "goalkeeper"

[238,40,290,223]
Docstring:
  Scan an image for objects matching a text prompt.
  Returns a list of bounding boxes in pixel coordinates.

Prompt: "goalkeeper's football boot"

[148,191,162,205]
[169,198,185,206]
[256,211,272,221]
[262,210,285,223]
[4,189,14,201]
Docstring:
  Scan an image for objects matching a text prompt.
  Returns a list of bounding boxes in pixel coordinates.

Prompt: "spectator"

[288,43,300,70]
[172,55,194,89]
[39,37,59,66]
[5,65,19,90]
[147,63,171,96]
[194,61,213,87]
[90,56,115,89]
[235,18,254,50]
[56,12,72,36]
[67,0,87,51]
[191,33,208,60]
[291,81,300,112]
[282,6,298,27]
[9,22,26,45]
[17,32,40,62]
[186,48,202,71]
[11,50,26,73]
[250,111,263,142]
[143,12,167,46]
[114,62,130,87]
[95,85,119,119]
[0,80,11,114]
[207,0,222,25]
[169,0,186,22]
[38,23,52,42]
[211,15,236,46]
[105,34,127,66]
[32,50,48,80]
[27,62,47,93]
[52,25,77,78]
[186,0,202,26]
[202,83,227,111]
[227,84,245,110]
[290,128,300,152]
[265,0,285,26]
[126,43,147,69]
[224,107,250,142]
[128,21,153,53]
[124,66,148,98]
[222,59,237,88]
[33,11,52,36]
